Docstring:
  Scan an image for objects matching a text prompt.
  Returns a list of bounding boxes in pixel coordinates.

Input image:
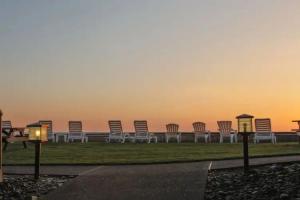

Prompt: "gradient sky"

[1,0,300,131]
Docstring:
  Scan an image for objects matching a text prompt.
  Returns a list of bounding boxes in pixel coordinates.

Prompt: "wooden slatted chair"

[107,120,129,143]
[2,120,27,150]
[2,121,12,150]
[254,118,276,144]
[165,123,181,143]
[217,121,237,143]
[68,121,88,143]
[39,120,55,142]
[193,122,211,143]
[133,121,157,143]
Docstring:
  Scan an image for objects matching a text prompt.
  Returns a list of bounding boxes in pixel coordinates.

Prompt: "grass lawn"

[3,142,300,165]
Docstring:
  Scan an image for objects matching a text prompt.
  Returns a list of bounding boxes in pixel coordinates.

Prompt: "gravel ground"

[205,163,300,200]
[0,175,75,200]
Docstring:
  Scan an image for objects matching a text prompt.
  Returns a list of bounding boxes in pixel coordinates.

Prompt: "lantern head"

[236,114,254,133]
[26,123,48,142]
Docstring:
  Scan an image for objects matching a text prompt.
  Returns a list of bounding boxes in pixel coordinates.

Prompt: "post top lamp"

[236,114,254,133]
[26,123,48,142]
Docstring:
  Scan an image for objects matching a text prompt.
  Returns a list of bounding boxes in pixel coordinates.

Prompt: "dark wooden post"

[298,122,300,144]
[34,141,41,180]
[0,110,3,182]
[243,123,249,172]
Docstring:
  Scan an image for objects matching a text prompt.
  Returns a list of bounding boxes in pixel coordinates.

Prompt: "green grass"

[3,142,300,165]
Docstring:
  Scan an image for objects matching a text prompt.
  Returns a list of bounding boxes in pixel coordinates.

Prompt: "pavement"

[3,155,300,200]
[44,162,210,200]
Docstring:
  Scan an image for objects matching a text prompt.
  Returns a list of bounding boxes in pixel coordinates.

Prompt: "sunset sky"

[1,0,300,131]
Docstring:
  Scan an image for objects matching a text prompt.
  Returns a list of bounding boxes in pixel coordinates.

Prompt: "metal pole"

[0,110,3,182]
[243,123,249,172]
[34,141,41,180]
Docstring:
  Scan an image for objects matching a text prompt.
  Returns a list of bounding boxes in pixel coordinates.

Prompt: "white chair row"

[107,120,157,143]
[2,118,277,144]
[107,119,277,144]
[39,120,88,143]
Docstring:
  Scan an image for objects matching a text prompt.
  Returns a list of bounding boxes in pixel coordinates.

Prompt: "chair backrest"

[217,121,232,134]
[39,120,53,134]
[69,121,82,135]
[166,123,179,135]
[193,122,206,133]
[39,120,53,140]
[109,120,123,136]
[2,121,12,129]
[255,118,272,133]
[134,121,149,137]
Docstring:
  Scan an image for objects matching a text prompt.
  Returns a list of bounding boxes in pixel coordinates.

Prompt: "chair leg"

[3,140,8,151]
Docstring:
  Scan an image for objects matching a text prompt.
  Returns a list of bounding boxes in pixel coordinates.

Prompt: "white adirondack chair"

[217,121,237,143]
[133,121,157,143]
[107,120,129,143]
[254,118,276,144]
[68,121,88,143]
[165,123,181,143]
[193,122,211,143]
[2,121,12,130]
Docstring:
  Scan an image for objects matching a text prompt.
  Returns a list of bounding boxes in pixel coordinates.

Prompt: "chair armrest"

[124,132,130,137]
[149,132,156,136]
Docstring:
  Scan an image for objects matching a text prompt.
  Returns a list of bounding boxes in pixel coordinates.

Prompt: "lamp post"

[0,110,3,182]
[26,123,48,180]
[236,114,254,172]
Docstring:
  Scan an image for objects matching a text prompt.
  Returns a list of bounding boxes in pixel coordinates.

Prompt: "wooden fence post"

[0,109,3,182]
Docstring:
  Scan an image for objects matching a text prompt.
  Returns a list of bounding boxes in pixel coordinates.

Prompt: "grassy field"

[3,142,300,165]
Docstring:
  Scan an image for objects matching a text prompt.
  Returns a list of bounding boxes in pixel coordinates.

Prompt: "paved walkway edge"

[211,155,300,170]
